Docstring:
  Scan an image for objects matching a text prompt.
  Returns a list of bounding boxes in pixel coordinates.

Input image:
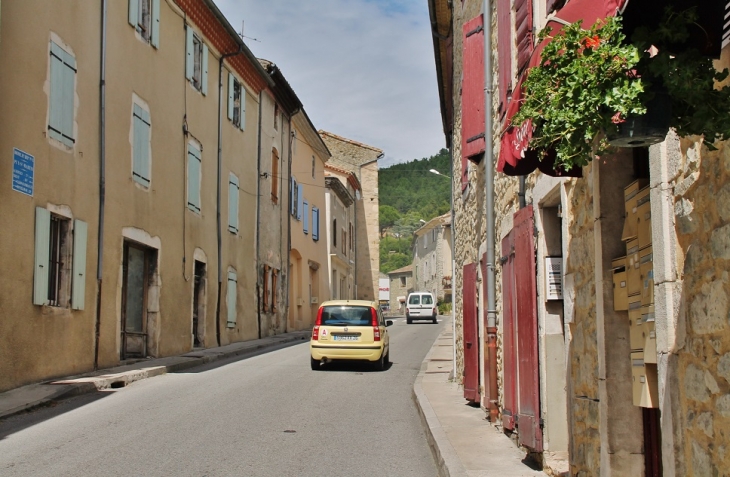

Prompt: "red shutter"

[497,0,512,117]
[501,231,517,430]
[462,263,479,403]
[513,205,542,452]
[461,15,485,163]
[515,0,534,74]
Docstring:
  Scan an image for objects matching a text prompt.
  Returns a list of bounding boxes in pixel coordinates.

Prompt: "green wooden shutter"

[33,207,51,305]
[72,219,88,310]
[151,0,160,48]
[185,27,194,80]
[59,49,76,146]
[227,270,237,327]
[228,173,239,233]
[227,72,234,121]
[187,145,201,212]
[201,44,209,95]
[49,43,64,143]
[128,0,138,27]
[303,200,309,234]
[133,104,151,187]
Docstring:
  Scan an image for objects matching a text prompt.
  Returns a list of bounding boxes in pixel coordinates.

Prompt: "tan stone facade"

[429,0,730,474]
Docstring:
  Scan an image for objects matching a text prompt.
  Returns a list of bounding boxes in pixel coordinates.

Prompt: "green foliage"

[378,148,452,273]
[631,7,730,149]
[438,301,452,315]
[512,16,645,169]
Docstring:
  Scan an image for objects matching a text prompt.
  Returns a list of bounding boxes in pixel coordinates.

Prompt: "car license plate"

[334,335,358,341]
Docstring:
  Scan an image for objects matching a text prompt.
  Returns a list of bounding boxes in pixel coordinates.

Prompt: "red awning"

[497,0,628,177]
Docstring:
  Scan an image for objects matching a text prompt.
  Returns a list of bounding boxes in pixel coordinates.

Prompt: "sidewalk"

[413,315,559,477]
[1,318,563,477]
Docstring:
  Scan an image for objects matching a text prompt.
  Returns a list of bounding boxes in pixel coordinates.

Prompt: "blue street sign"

[12,148,34,196]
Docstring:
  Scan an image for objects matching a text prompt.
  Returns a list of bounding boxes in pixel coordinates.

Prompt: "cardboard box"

[636,186,652,248]
[621,179,648,241]
[612,256,628,311]
[631,352,659,408]
[626,239,641,296]
[640,246,654,305]
[642,305,656,363]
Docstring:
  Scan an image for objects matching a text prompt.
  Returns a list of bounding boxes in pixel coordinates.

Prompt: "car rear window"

[408,295,420,305]
[422,295,434,305]
[320,306,373,326]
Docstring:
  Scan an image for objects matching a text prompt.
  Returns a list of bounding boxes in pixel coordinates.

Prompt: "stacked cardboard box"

[613,179,658,408]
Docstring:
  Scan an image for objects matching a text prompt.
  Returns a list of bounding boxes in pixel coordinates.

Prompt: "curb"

[412,335,467,477]
[0,332,310,420]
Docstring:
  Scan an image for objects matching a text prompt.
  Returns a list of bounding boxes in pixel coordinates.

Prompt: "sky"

[216,0,446,167]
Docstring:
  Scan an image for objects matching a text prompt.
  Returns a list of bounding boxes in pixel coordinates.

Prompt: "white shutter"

[151,0,160,48]
[297,184,304,220]
[185,27,194,80]
[187,145,202,212]
[240,88,246,131]
[33,207,51,305]
[201,44,209,95]
[312,207,319,241]
[128,0,138,27]
[227,270,237,327]
[227,72,234,121]
[228,173,239,233]
[303,200,309,234]
[72,219,88,310]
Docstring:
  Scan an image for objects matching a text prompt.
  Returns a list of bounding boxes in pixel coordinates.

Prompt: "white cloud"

[216,0,445,166]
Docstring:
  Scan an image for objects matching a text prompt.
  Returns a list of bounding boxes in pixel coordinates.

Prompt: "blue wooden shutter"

[312,207,319,241]
[303,200,309,234]
[228,173,239,233]
[227,72,234,120]
[49,42,76,147]
[187,145,201,212]
[128,0,138,27]
[59,49,76,146]
[297,183,304,221]
[72,219,87,310]
[33,207,51,305]
[133,104,151,187]
[227,270,237,327]
[151,0,160,48]
[185,27,194,80]
[201,44,209,95]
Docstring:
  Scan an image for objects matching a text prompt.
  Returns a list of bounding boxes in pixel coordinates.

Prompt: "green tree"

[379,205,401,231]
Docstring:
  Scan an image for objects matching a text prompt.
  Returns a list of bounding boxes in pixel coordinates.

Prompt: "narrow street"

[0,318,443,477]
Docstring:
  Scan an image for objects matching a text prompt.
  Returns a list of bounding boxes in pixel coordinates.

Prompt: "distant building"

[324,163,359,300]
[388,264,413,313]
[412,213,452,302]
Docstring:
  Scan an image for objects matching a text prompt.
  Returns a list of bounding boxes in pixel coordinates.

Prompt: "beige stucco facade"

[0,0,273,392]
[288,111,330,330]
[324,164,358,301]
[320,131,381,301]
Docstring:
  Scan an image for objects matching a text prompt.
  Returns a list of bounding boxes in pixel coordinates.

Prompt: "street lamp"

[429,168,450,178]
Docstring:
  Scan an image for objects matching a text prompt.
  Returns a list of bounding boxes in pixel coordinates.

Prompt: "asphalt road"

[0,316,443,477]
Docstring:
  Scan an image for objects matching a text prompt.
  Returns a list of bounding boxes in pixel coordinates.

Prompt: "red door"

[501,232,517,430]
[462,263,479,403]
[513,205,542,452]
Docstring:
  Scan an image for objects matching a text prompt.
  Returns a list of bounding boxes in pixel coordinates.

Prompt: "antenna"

[240,20,261,43]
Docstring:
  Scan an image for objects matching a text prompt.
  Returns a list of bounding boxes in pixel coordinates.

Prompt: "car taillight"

[312,307,323,340]
[370,307,381,341]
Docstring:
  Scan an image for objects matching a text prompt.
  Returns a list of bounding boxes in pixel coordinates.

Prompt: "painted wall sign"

[12,148,34,196]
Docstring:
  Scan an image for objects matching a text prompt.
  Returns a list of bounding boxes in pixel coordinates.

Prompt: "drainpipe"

[284,113,298,333]
[483,0,499,422]
[94,0,108,370]
[215,44,243,347]
[255,92,263,338]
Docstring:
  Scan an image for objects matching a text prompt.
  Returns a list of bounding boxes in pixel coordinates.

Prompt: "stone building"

[411,213,452,302]
[324,163,359,300]
[320,131,382,301]
[428,0,729,475]
[388,264,413,313]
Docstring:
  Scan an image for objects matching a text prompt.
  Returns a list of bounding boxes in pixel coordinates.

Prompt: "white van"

[405,292,437,324]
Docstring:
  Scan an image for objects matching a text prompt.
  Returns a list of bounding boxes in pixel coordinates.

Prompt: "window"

[312,156,316,178]
[228,72,245,130]
[341,229,346,255]
[186,28,208,94]
[400,276,406,287]
[274,103,279,130]
[303,199,309,234]
[271,148,279,203]
[349,223,354,252]
[290,177,298,216]
[132,103,151,187]
[228,173,239,233]
[227,269,237,327]
[312,207,320,241]
[333,219,337,247]
[187,144,202,212]
[48,41,76,147]
[33,207,87,310]
[128,0,160,47]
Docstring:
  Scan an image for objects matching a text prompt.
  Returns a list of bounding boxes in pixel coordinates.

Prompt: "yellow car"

[310,300,393,370]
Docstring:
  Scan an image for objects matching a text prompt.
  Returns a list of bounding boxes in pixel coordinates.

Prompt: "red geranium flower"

[611,112,626,124]
[582,35,601,49]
